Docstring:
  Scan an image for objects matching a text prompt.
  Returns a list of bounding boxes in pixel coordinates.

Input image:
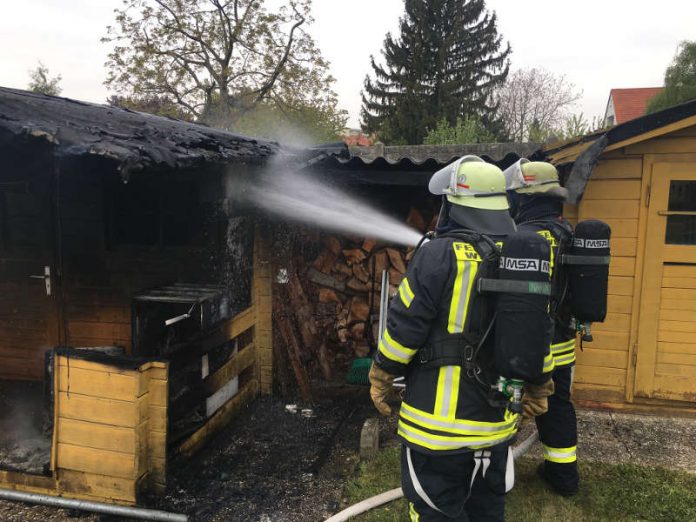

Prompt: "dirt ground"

[0,385,693,521]
[0,384,395,522]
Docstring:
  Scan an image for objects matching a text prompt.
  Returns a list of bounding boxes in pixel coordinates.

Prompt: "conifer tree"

[361,0,510,144]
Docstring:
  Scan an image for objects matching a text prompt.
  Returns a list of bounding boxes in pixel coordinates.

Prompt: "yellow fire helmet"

[428,155,509,210]
[504,158,561,194]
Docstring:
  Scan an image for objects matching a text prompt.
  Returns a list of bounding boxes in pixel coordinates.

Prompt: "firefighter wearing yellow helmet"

[504,158,580,497]
[369,156,554,521]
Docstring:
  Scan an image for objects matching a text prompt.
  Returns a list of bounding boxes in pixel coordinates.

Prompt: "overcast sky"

[1,0,694,129]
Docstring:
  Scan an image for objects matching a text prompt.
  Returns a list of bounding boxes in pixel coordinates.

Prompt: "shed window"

[665,180,696,245]
[0,185,43,248]
[111,176,203,248]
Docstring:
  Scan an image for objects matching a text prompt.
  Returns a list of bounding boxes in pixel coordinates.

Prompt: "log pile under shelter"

[272,206,438,394]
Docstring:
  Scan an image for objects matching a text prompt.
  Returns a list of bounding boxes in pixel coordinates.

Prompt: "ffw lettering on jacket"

[453,242,482,262]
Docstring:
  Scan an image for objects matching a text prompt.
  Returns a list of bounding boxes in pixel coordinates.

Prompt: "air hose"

[323,430,539,522]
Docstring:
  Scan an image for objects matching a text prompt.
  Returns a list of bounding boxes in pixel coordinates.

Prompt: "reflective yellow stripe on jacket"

[399,277,415,308]
[551,339,576,367]
[398,417,518,451]
[448,243,481,333]
[434,366,461,419]
[398,401,519,451]
[378,328,417,365]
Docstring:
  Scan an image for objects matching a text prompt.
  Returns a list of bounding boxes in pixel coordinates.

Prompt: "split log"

[324,236,342,255]
[389,268,404,286]
[350,322,366,340]
[343,248,367,266]
[428,212,439,231]
[337,328,350,344]
[274,301,312,400]
[333,262,353,279]
[347,297,370,324]
[386,248,407,274]
[307,267,346,292]
[346,277,369,293]
[353,263,370,283]
[318,341,333,381]
[288,273,319,353]
[312,250,338,274]
[318,288,341,304]
[373,250,389,276]
[362,238,378,253]
[406,207,427,233]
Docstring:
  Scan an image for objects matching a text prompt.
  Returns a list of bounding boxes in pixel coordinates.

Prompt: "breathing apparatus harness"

[520,218,612,346]
[412,227,553,414]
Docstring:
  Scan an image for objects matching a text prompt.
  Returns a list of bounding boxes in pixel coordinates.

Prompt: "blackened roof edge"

[0,86,281,177]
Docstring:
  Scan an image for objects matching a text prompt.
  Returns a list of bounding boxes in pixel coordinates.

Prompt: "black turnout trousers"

[401,443,512,521]
[534,365,579,493]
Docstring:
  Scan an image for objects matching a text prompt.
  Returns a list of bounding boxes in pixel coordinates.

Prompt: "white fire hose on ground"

[324,430,539,522]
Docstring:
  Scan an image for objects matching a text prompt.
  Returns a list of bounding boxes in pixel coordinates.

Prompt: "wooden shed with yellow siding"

[545,99,696,412]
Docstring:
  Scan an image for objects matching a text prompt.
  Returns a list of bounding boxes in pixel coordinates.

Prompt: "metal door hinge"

[645,184,651,207]
[631,347,638,367]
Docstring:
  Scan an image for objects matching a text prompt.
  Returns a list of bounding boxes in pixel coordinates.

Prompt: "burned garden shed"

[0,87,277,503]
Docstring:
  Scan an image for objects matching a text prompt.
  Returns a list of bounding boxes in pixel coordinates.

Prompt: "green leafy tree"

[107,94,193,121]
[103,0,345,138]
[647,41,696,113]
[28,62,62,96]
[361,0,510,145]
[423,116,494,144]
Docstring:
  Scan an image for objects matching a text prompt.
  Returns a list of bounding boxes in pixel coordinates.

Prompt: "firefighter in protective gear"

[369,156,553,521]
[504,159,580,496]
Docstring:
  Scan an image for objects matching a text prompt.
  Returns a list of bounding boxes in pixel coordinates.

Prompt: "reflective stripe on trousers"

[543,444,577,463]
[551,339,576,367]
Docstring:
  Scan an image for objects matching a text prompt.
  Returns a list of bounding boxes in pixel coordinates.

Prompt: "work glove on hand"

[369,363,395,416]
[522,378,555,420]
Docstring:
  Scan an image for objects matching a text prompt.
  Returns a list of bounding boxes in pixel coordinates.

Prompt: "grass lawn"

[343,446,696,521]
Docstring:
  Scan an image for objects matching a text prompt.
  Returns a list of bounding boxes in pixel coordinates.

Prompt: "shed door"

[0,167,62,380]
[635,162,696,402]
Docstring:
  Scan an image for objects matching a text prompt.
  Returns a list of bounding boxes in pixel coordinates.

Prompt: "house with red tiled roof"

[604,87,663,126]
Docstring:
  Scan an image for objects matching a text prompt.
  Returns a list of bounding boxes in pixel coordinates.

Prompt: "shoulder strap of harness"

[522,218,573,315]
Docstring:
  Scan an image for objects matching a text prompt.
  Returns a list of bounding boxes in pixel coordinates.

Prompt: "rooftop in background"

[604,87,663,126]
[348,142,540,166]
[313,143,541,186]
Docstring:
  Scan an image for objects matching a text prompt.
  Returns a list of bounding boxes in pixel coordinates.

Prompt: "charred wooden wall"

[0,155,256,381]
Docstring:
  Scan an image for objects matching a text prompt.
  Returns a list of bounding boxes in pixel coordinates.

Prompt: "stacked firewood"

[272,207,436,395]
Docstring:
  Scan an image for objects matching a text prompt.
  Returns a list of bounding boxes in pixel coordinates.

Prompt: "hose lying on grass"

[324,430,539,522]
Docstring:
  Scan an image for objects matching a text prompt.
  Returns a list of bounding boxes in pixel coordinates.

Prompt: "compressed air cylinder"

[493,231,553,385]
[567,220,611,323]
